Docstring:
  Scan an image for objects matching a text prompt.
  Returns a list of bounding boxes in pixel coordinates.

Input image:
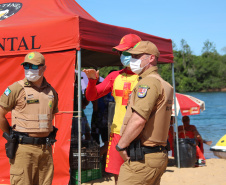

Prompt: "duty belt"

[142,146,167,154]
[17,135,48,145]
[13,131,49,145]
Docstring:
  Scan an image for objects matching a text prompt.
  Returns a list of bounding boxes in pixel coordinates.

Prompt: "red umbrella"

[172,93,205,116]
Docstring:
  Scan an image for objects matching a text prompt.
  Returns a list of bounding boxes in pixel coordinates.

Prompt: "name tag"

[27,99,39,104]
[27,94,34,99]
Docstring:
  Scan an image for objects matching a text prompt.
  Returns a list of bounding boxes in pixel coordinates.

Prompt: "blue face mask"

[120,54,132,67]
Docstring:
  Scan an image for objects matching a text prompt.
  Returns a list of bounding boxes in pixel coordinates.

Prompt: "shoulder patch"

[4,88,11,96]
[137,85,150,98]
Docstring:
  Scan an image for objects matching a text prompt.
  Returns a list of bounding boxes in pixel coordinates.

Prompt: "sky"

[75,0,226,56]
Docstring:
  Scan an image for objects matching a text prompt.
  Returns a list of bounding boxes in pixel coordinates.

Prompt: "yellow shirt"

[111,72,138,134]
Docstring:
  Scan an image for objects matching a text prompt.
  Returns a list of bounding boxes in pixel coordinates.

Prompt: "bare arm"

[0,106,10,134]
[117,111,146,161]
[192,125,203,142]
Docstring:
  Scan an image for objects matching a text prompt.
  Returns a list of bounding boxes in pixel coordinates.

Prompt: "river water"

[84,92,226,159]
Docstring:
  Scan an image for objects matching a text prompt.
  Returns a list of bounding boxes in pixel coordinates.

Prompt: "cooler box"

[174,138,196,168]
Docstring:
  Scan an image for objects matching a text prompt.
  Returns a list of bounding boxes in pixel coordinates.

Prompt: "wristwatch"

[115,144,127,151]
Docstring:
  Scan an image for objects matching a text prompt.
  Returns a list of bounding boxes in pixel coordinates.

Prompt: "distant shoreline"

[200,88,226,92]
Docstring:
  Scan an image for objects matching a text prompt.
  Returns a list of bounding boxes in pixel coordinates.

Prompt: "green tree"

[180,39,192,69]
[201,40,217,57]
[170,39,226,92]
[221,47,226,55]
[98,66,121,78]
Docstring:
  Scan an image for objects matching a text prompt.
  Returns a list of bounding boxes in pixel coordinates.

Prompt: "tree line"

[98,39,226,92]
[158,39,226,92]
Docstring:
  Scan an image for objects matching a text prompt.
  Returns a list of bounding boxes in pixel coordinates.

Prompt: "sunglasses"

[23,63,44,70]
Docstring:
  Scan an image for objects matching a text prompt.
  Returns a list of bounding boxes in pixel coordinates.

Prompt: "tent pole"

[171,63,180,168]
[77,49,82,184]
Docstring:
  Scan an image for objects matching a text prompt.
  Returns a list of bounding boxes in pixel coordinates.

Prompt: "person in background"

[178,115,212,166]
[91,75,115,156]
[168,116,175,157]
[71,74,91,141]
[69,75,91,182]
[0,51,58,185]
[117,41,173,185]
[83,34,141,185]
[91,77,114,174]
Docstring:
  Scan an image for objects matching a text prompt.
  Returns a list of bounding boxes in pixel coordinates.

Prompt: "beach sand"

[81,145,226,185]
[161,158,226,185]
[81,158,226,185]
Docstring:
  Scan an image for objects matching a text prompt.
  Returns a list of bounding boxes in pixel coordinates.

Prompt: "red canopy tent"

[0,0,174,184]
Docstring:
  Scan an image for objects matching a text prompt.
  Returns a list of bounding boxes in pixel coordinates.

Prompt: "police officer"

[116,41,174,185]
[0,51,58,185]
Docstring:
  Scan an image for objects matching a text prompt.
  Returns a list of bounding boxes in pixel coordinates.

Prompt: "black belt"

[17,135,48,145]
[142,146,167,154]
[13,131,48,145]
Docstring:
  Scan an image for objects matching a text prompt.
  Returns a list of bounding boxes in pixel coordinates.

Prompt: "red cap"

[112,34,141,51]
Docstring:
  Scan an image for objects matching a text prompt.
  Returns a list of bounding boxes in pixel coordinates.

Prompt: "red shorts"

[105,133,124,175]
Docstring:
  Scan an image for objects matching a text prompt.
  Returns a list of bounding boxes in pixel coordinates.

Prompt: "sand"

[81,158,226,185]
[82,145,226,185]
[161,158,226,185]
